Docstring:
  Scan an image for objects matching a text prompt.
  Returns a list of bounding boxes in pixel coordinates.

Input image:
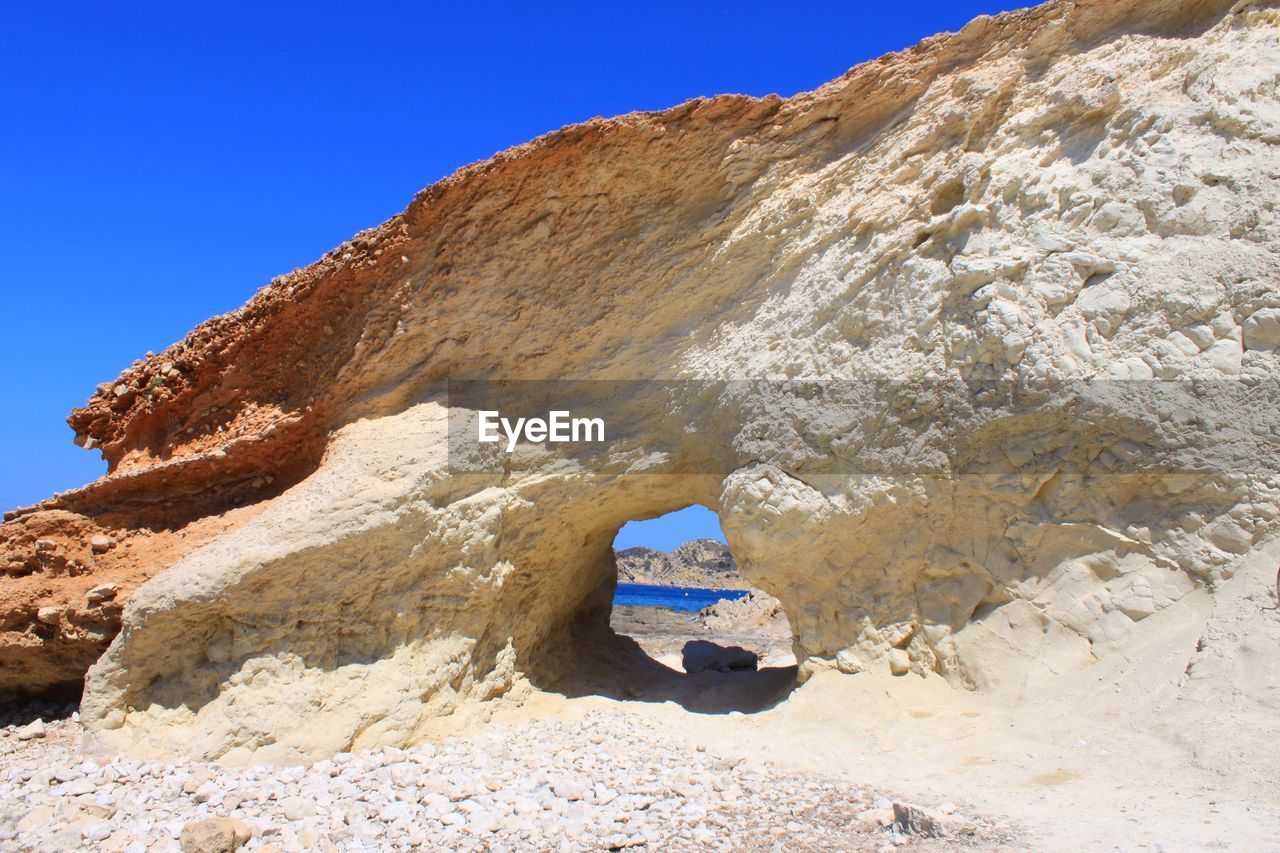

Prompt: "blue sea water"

[613,582,748,613]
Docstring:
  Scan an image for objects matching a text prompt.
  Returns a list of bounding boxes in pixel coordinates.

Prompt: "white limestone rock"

[66,0,1280,765]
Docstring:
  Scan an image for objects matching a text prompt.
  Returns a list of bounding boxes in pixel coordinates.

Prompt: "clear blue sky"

[0,0,1031,516]
[613,505,725,551]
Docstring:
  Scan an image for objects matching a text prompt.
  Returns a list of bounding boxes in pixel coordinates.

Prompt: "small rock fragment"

[178,816,253,853]
[888,648,911,676]
[16,719,46,740]
[36,605,63,625]
[835,648,864,674]
[86,582,119,605]
[1243,307,1280,351]
[182,767,215,794]
[16,803,55,831]
[280,796,319,820]
[893,801,945,837]
[552,779,587,801]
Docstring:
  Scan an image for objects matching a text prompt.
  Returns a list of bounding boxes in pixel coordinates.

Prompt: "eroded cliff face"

[616,540,746,590]
[2,0,1279,760]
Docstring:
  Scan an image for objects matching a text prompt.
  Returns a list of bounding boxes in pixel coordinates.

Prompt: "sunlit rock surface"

[1,0,1278,762]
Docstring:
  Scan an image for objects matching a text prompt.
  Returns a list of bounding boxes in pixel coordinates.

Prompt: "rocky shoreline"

[610,594,795,672]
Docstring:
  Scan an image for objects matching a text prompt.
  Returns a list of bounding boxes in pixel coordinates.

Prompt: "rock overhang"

[0,0,1276,760]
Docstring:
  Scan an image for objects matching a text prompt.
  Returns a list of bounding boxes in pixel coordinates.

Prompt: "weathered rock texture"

[0,504,264,699]
[615,540,747,589]
[2,0,1279,761]
[699,591,793,641]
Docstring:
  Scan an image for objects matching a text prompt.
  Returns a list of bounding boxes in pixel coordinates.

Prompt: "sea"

[613,582,748,613]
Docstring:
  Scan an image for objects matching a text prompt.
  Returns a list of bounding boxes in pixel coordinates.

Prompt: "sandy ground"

[592,601,1277,852]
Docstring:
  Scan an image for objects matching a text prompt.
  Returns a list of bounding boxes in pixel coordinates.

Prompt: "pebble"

[278,796,318,820]
[16,719,45,741]
[36,606,62,625]
[178,816,253,852]
[86,580,119,601]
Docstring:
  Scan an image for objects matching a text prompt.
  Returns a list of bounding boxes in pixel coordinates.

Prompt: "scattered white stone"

[279,796,319,820]
[86,581,119,604]
[16,720,45,740]
[0,708,1008,850]
[552,779,587,801]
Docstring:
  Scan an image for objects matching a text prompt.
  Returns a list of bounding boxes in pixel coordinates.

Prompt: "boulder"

[699,591,791,639]
[1243,308,1280,351]
[682,641,759,674]
[892,801,975,838]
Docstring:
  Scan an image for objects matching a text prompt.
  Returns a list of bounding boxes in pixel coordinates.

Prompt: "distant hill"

[614,539,748,590]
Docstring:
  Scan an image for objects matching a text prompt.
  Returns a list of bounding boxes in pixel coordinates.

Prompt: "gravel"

[0,698,1014,851]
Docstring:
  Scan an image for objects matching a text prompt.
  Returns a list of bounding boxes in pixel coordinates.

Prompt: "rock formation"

[1,0,1279,762]
[615,540,747,589]
[699,591,792,640]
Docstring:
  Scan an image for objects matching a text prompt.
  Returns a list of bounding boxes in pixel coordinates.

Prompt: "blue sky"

[0,0,1031,523]
[613,505,725,551]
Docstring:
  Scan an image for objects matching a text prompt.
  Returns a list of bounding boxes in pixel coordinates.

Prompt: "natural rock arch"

[0,0,1277,762]
[83,377,1271,761]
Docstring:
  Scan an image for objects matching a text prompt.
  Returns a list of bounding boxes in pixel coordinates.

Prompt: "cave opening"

[550,503,799,713]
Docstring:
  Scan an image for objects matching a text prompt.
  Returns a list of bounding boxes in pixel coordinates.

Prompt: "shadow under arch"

[548,630,800,715]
